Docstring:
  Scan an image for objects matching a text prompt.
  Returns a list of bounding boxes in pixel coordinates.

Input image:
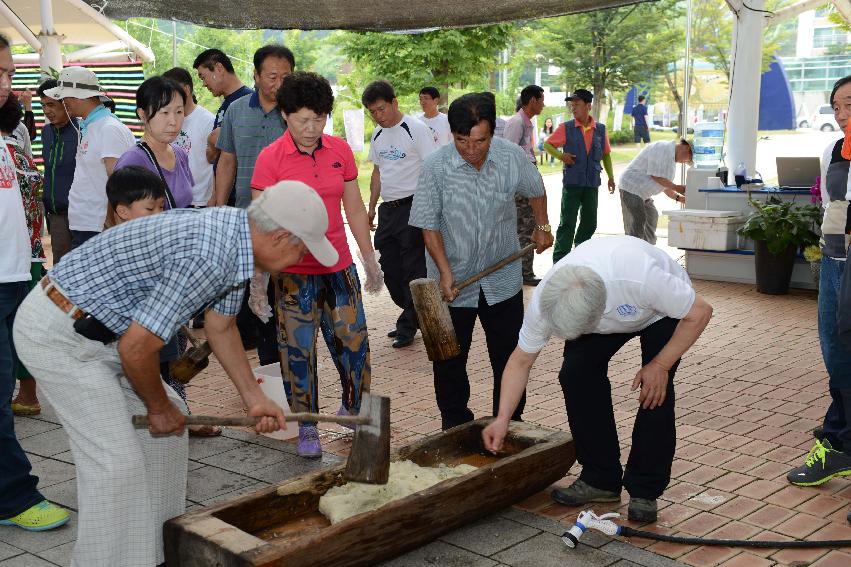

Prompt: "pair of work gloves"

[248,251,384,322]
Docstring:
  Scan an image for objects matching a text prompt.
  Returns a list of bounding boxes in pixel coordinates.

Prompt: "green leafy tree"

[335,25,514,105]
[534,2,678,119]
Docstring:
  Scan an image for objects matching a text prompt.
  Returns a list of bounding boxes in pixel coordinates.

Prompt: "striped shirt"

[49,208,254,342]
[619,140,676,200]
[409,137,545,308]
[216,92,286,208]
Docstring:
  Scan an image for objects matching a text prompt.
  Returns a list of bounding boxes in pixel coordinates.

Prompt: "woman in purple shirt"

[112,76,210,433]
[114,76,194,210]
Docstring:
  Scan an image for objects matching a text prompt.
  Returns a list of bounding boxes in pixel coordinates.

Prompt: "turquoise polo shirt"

[216,92,286,208]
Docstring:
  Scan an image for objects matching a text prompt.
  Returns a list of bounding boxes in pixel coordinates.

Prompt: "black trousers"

[560,317,680,500]
[433,290,525,430]
[373,197,426,338]
[236,277,279,366]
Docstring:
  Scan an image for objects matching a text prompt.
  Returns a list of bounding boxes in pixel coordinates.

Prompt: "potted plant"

[737,196,821,295]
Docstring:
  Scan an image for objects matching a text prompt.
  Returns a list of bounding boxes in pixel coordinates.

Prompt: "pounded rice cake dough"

[318,460,477,524]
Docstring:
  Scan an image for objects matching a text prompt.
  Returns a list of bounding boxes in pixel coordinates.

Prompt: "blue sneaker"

[298,425,322,458]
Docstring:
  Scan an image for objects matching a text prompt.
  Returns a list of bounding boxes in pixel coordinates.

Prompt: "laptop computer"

[776,157,820,190]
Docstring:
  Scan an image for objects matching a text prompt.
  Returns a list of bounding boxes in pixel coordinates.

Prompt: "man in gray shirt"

[409,93,553,430]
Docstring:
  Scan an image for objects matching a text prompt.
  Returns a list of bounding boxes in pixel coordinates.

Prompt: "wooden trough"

[164,419,575,567]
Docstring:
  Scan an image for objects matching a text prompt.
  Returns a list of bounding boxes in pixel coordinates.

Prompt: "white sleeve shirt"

[618,140,677,200]
[518,236,695,353]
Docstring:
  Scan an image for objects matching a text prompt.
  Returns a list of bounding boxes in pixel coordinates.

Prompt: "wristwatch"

[535,224,552,233]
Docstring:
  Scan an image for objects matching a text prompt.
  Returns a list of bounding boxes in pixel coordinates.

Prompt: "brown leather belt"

[40,277,85,320]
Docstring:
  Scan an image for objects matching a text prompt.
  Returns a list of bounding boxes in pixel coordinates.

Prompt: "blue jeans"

[818,256,851,451]
[0,281,43,518]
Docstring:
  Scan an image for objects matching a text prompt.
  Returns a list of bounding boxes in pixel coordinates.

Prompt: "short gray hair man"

[540,265,606,340]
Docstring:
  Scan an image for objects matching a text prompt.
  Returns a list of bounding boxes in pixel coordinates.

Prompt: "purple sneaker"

[298,425,322,458]
[336,405,357,430]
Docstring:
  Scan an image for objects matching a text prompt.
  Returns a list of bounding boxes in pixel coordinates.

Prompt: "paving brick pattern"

[4,202,850,564]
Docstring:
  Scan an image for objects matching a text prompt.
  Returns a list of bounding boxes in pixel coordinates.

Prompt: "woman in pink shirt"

[251,72,381,458]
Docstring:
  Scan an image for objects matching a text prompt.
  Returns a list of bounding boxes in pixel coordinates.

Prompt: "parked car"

[811,104,839,132]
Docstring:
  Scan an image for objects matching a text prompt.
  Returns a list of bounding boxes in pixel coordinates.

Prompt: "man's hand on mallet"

[438,271,459,303]
[146,400,186,436]
[631,360,669,410]
[608,178,616,194]
[245,395,287,434]
[531,228,554,253]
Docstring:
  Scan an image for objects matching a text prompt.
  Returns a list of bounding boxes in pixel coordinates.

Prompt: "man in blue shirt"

[37,78,77,264]
[631,95,650,147]
[192,48,254,207]
[13,180,336,567]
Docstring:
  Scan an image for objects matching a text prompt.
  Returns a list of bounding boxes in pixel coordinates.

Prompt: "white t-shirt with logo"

[0,142,31,282]
[175,105,215,206]
[68,117,136,232]
[518,235,696,353]
[417,112,453,146]
[368,114,438,201]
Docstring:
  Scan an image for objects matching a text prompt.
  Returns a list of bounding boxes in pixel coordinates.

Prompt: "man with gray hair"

[619,138,693,244]
[12,180,336,566]
[482,235,712,523]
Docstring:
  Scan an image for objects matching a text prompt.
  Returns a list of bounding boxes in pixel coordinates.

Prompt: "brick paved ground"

[5,168,851,565]
[182,274,851,567]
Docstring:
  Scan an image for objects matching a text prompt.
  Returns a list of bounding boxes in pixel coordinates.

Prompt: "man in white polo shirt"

[482,235,712,523]
[44,67,136,248]
[619,139,693,245]
[364,80,438,348]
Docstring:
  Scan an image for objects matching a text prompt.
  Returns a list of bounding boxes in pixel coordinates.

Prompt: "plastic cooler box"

[663,209,745,251]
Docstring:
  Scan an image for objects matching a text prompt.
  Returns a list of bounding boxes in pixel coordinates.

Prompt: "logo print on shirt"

[0,147,14,189]
[79,138,89,155]
[332,161,342,168]
[174,131,191,152]
[379,146,406,161]
[617,304,638,316]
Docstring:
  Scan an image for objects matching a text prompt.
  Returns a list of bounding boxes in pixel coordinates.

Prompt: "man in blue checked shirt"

[12,180,338,567]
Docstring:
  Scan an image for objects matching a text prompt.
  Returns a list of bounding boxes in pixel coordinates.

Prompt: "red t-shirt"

[251,130,357,274]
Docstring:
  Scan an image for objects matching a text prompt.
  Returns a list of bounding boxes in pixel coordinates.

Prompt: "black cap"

[565,89,593,103]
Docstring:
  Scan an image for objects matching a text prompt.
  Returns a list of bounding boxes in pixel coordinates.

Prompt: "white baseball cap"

[43,66,110,102]
[255,181,338,267]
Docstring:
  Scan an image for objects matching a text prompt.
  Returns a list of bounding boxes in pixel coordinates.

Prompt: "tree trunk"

[665,62,683,131]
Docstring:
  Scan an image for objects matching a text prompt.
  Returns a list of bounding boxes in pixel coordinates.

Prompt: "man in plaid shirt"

[12,180,337,567]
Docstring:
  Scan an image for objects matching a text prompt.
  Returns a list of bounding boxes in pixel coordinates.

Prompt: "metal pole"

[680,0,693,185]
[172,20,177,67]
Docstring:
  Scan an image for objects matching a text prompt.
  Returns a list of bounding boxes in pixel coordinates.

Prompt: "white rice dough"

[318,460,476,524]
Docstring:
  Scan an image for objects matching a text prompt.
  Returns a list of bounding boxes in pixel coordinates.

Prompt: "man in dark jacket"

[37,79,77,264]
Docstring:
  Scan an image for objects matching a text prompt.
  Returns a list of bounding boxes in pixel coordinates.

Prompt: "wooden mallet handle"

[131,413,369,429]
[454,243,536,291]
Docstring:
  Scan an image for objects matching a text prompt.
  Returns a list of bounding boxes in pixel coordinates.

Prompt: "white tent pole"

[725,0,765,174]
[65,0,155,62]
[0,1,41,50]
[65,41,126,62]
[682,0,692,140]
[681,0,693,184]
[38,0,64,75]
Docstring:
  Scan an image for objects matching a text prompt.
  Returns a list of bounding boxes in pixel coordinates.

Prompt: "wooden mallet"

[410,243,536,362]
[132,393,391,484]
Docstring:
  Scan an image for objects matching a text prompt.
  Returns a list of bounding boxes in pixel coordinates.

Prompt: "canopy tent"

[1,0,153,68]
[83,0,654,31]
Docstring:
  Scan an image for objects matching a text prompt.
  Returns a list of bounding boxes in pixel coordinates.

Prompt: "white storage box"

[663,209,745,251]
